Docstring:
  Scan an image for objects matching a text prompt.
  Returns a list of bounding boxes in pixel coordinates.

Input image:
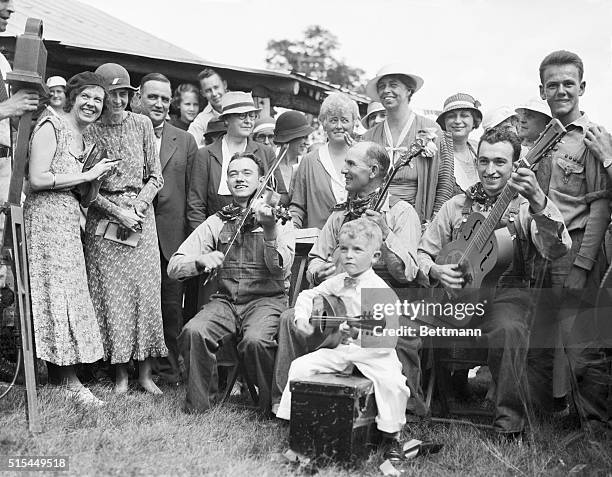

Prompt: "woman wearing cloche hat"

[436,93,482,195]
[84,62,168,396]
[187,91,287,229]
[364,63,453,223]
[515,98,552,149]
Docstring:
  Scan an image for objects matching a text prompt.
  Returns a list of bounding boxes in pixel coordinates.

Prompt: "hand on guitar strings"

[196,251,225,274]
[339,322,359,344]
[507,167,547,214]
[362,209,391,239]
[429,263,465,290]
[295,315,315,336]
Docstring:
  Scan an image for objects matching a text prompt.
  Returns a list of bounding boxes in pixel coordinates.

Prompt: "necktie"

[0,74,8,103]
[344,276,358,289]
[154,125,163,139]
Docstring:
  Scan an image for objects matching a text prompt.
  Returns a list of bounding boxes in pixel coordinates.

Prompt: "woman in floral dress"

[24,72,116,405]
[84,63,167,394]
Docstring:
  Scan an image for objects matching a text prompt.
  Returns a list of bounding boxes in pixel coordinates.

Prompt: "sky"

[78,0,612,125]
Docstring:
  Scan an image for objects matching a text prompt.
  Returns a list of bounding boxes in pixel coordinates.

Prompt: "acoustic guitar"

[436,118,567,291]
[310,294,388,349]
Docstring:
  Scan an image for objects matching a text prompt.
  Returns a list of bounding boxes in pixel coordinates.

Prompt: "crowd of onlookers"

[0,11,610,450]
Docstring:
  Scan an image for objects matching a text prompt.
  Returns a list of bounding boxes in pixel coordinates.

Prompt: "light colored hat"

[482,105,517,131]
[436,93,483,131]
[46,76,66,89]
[515,98,551,119]
[253,116,276,135]
[361,102,385,128]
[218,91,261,119]
[366,63,424,102]
[95,63,137,92]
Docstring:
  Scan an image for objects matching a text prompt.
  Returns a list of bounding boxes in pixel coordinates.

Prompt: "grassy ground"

[0,382,611,477]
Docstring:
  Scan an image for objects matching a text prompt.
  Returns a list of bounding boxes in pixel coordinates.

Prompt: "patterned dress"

[84,112,167,364]
[23,114,104,366]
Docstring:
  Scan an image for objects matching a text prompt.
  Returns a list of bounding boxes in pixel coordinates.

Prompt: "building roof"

[4,0,204,64]
[1,0,369,114]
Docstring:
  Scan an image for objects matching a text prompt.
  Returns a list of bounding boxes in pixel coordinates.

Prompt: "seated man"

[417,128,571,435]
[272,141,424,414]
[276,218,410,462]
[168,152,295,414]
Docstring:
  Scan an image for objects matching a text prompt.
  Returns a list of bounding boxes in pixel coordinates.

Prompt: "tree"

[265,25,365,92]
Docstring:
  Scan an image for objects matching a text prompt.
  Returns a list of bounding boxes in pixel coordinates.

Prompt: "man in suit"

[139,73,198,386]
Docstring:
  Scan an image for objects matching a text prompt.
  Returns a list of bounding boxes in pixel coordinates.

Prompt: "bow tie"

[344,276,359,289]
[154,126,163,139]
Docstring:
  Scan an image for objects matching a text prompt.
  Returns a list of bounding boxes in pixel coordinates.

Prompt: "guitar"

[436,118,567,291]
[310,294,388,349]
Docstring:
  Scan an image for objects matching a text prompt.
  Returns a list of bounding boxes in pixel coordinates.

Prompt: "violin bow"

[201,144,289,287]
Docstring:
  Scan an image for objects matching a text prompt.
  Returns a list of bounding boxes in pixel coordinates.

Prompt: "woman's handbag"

[77,143,107,207]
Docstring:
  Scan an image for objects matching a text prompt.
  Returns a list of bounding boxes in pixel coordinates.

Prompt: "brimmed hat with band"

[436,93,483,131]
[274,111,314,144]
[365,63,424,102]
[515,98,551,120]
[482,105,517,131]
[361,101,385,128]
[94,63,137,92]
[218,91,261,120]
[253,116,276,135]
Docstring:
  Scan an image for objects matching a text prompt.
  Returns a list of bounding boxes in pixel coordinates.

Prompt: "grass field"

[1,382,611,476]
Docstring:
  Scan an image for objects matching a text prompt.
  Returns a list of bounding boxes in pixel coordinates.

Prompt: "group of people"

[0,1,610,460]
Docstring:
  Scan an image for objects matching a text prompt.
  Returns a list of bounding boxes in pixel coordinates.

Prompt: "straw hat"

[365,63,424,102]
[218,91,261,119]
[436,93,483,131]
[253,116,276,135]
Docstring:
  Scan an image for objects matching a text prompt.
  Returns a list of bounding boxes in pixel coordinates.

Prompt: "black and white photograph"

[0,0,611,475]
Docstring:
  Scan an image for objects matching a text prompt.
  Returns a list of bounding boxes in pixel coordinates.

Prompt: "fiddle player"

[168,152,295,414]
[417,128,571,437]
[272,141,425,416]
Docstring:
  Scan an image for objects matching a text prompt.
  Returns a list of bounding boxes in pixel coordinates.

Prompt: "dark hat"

[436,93,483,130]
[274,111,314,144]
[65,72,107,94]
[94,63,137,92]
[205,118,227,135]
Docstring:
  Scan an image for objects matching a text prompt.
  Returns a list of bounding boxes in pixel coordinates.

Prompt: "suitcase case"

[289,373,379,461]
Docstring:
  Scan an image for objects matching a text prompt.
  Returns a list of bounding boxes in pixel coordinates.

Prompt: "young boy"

[275,218,410,461]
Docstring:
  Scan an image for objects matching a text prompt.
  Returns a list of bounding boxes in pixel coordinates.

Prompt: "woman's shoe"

[63,386,105,407]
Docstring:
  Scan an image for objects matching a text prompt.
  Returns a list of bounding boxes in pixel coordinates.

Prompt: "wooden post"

[1,17,48,434]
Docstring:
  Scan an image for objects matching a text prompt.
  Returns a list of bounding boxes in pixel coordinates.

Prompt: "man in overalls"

[417,128,571,436]
[168,152,295,414]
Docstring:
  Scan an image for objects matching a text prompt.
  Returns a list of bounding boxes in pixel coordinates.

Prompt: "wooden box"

[289,373,379,461]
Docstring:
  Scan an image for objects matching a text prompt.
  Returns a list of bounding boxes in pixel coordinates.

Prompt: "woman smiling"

[24,72,116,406]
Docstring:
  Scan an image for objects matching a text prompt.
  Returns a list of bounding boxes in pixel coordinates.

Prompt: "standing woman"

[24,72,115,405]
[273,111,313,202]
[289,93,356,229]
[169,83,201,131]
[84,63,167,395]
[436,93,482,196]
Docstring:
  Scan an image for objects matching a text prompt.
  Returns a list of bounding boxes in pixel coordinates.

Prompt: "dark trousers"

[481,289,553,433]
[154,253,184,384]
[179,295,286,413]
[271,308,426,415]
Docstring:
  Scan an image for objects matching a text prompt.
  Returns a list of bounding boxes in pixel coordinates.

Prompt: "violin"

[202,144,290,287]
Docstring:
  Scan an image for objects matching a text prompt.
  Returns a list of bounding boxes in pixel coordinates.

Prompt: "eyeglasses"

[236,112,259,121]
[254,133,275,142]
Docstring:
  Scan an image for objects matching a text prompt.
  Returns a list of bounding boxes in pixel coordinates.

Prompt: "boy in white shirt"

[275,218,410,462]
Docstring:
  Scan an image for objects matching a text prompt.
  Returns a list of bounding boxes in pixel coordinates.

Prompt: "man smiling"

[418,128,571,436]
[187,68,228,147]
[138,73,198,387]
